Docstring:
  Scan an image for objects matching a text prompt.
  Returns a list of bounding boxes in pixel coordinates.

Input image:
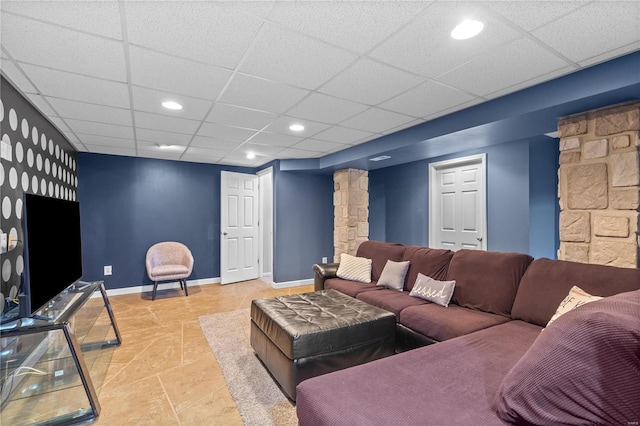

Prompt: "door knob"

[222,232,228,236]
[476,236,483,242]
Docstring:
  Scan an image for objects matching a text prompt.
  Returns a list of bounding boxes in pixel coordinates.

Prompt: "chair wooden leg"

[152,282,158,301]
[183,279,189,297]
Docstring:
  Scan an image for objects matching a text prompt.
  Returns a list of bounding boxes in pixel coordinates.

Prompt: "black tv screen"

[22,193,83,316]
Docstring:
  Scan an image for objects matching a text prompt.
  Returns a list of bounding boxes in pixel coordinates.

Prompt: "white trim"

[95,277,220,298]
[270,278,313,289]
[428,153,487,250]
[256,166,273,177]
[259,273,273,285]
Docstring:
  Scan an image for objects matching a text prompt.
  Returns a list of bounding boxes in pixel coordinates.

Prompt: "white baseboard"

[99,277,220,297]
[271,278,313,289]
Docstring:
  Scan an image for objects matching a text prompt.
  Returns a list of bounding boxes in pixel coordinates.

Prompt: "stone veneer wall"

[333,169,369,261]
[558,101,640,268]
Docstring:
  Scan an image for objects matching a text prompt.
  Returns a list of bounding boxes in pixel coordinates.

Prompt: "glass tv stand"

[0,281,121,425]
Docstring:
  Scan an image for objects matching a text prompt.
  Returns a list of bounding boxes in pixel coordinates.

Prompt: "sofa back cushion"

[402,246,454,291]
[356,241,406,282]
[447,250,533,317]
[511,258,640,327]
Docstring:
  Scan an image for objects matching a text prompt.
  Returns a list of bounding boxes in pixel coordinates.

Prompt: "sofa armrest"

[313,262,340,291]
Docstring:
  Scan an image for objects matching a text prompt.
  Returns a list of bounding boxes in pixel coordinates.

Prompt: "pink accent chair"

[145,242,194,301]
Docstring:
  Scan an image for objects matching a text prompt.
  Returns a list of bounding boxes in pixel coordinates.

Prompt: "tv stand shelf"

[0,281,121,425]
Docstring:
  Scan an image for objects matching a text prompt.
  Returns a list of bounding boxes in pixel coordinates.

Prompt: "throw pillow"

[376,260,410,291]
[494,289,640,425]
[336,253,372,283]
[409,273,455,307]
[546,285,602,327]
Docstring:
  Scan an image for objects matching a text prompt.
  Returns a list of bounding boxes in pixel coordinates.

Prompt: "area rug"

[199,309,297,426]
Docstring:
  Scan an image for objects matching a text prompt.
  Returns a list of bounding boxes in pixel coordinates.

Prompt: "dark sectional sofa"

[297,241,640,425]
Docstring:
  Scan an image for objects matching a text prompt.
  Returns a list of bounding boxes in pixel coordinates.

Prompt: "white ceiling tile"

[180,155,223,165]
[263,116,331,138]
[86,146,137,157]
[485,66,575,100]
[424,98,486,121]
[1,14,126,81]
[197,123,256,142]
[138,150,183,161]
[76,134,136,149]
[26,94,57,117]
[134,111,200,134]
[128,46,232,99]
[131,86,212,121]
[206,104,276,131]
[532,2,640,63]
[47,98,132,126]
[136,129,192,146]
[124,2,264,69]
[1,60,37,93]
[48,117,70,133]
[340,108,415,134]
[239,143,284,157]
[219,151,270,167]
[286,93,369,124]
[248,132,304,148]
[219,73,310,114]
[312,126,374,145]
[578,42,640,68]
[379,80,477,118]
[276,147,321,159]
[369,2,521,78]
[1,2,123,39]
[20,64,130,108]
[66,119,134,140]
[182,146,228,160]
[138,140,186,154]
[268,2,430,54]
[436,37,570,97]
[190,136,243,151]
[239,24,358,90]
[319,58,425,106]
[381,119,423,135]
[293,139,350,153]
[485,1,588,31]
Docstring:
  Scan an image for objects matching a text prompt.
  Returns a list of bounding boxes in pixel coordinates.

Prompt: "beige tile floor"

[95,280,313,426]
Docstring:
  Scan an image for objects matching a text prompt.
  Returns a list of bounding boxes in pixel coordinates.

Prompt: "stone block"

[559,137,581,151]
[333,191,342,206]
[593,216,629,237]
[359,176,369,191]
[610,188,640,210]
[357,207,368,222]
[559,152,581,164]
[566,164,608,209]
[348,190,366,205]
[337,227,348,243]
[595,103,640,136]
[357,222,369,237]
[612,135,631,149]
[348,228,356,241]
[611,151,640,187]
[558,115,588,137]
[583,139,608,159]
[560,243,589,263]
[590,241,638,268]
[560,211,590,242]
[348,217,357,227]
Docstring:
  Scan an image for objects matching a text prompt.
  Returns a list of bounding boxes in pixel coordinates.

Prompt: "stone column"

[333,169,369,261]
[557,101,640,268]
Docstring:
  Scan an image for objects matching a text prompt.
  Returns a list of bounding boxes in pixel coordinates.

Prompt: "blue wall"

[370,138,558,256]
[273,168,334,282]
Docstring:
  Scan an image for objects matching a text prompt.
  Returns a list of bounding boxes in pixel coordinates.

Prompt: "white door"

[429,154,486,250]
[221,171,259,284]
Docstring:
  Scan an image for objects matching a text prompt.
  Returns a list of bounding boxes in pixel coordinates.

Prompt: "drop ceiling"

[1,1,639,168]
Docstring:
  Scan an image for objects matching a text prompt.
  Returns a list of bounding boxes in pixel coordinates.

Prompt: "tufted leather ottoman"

[250,289,396,400]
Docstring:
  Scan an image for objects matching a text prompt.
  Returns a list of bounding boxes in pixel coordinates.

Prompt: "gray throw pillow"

[409,273,456,307]
[376,260,410,291]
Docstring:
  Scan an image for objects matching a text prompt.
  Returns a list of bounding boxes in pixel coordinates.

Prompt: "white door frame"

[257,167,274,283]
[428,153,487,250]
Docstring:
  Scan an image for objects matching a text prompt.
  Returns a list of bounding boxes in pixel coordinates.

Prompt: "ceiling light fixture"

[289,124,305,132]
[451,19,484,40]
[369,155,391,162]
[155,144,179,150]
[161,101,183,110]
[246,152,256,159]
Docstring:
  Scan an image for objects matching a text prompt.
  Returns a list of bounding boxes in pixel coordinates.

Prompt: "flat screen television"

[20,193,83,318]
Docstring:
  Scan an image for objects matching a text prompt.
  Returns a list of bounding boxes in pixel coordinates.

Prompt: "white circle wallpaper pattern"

[0,81,79,316]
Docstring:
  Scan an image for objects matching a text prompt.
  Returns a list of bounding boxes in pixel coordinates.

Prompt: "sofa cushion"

[495,290,640,425]
[447,250,533,317]
[399,303,512,341]
[324,278,382,298]
[356,289,427,317]
[511,258,640,327]
[408,273,455,307]
[402,246,454,291]
[356,241,406,281]
[546,285,602,327]
[336,253,372,283]
[296,321,541,426]
[376,260,410,291]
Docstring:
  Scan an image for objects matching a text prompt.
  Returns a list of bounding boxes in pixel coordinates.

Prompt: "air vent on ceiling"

[369,155,391,162]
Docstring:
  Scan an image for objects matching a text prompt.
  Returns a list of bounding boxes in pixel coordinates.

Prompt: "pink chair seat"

[145,242,194,300]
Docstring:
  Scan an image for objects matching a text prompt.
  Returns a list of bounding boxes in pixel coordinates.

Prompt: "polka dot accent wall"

[0,76,78,317]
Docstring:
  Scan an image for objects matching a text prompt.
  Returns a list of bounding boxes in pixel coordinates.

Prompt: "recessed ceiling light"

[369,155,391,162]
[451,19,484,40]
[289,124,305,132]
[155,144,180,150]
[246,152,256,159]
[161,101,183,110]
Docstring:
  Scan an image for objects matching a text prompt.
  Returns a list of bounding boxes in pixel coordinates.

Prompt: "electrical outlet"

[104,265,112,276]
[322,257,328,263]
